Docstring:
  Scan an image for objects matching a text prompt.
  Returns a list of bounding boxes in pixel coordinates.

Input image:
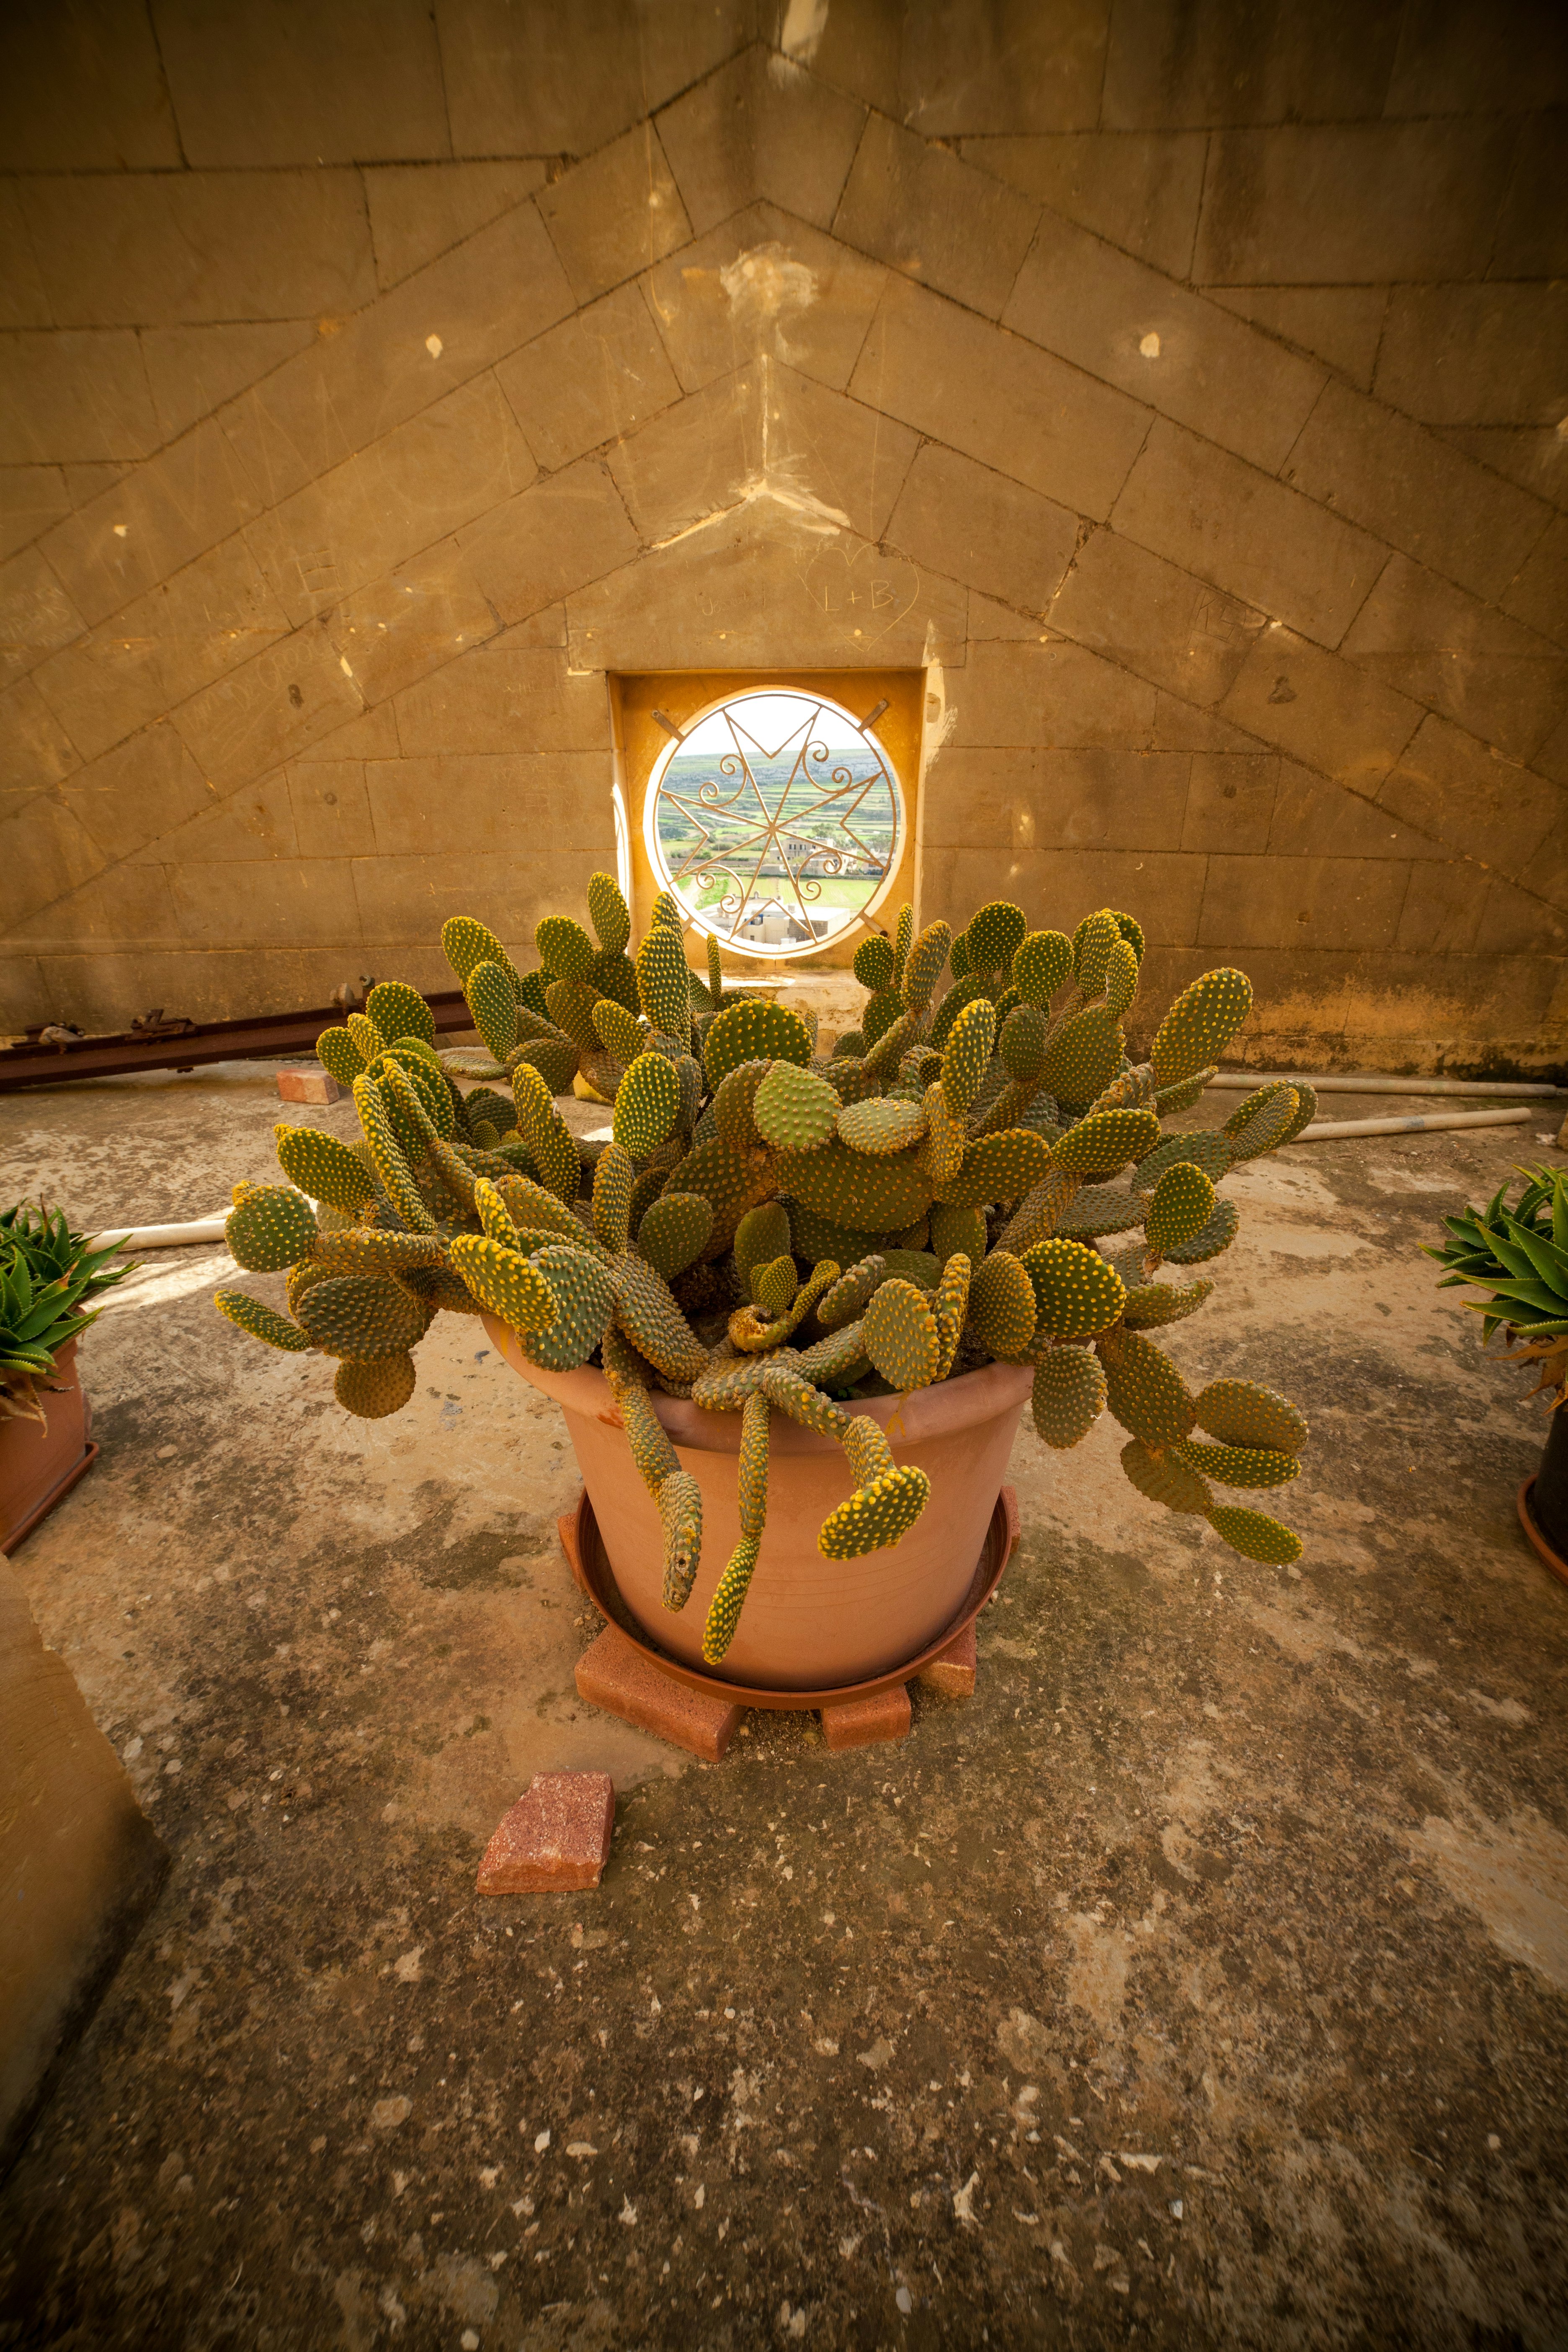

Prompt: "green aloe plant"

[0,1203,129,1425]
[1428,1164,1568,1408]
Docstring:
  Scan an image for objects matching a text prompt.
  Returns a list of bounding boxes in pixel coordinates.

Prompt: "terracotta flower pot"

[485,1312,1033,1691]
[0,1338,96,1558]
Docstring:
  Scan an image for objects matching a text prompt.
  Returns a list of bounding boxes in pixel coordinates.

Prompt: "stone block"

[394,646,612,756]
[1194,121,1517,286]
[363,753,614,857]
[39,418,268,629]
[1005,213,1325,475]
[538,126,691,307]
[655,48,866,238]
[364,162,548,292]
[0,187,49,333]
[498,285,682,473]
[1180,754,1278,854]
[922,844,1207,945]
[216,203,574,510]
[1114,421,1383,648]
[323,543,500,709]
[820,1685,912,1751]
[155,0,450,168]
[1202,287,1386,393]
[810,0,1109,134]
[459,459,643,628]
[139,323,317,446]
[850,276,1149,524]
[962,129,1206,280]
[0,332,159,469]
[1151,696,1262,753]
[1490,108,1568,279]
[1383,0,1568,116]
[921,748,1039,852]
[916,1622,976,1700]
[243,375,533,629]
[475,1770,615,1894]
[1047,526,1266,709]
[0,677,80,794]
[1377,714,1566,886]
[1341,554,1568,763]
[1534,710,1568,790]
[173,627,364,792]
[1392,859,1488,955]
[1267,761,1445,861]
[58,724,216,864]
[11,860,182,948]
[1282,382,1551,608]
[1445,429,1568,520]
[0,467,71,563]
[0,795,106,934]
[166,857,359,949]
[136,768,298,866]
[884,443,1076,617]
[286,762,377,861]
[643,204,887,397]
[0,3,180,169]
[1102,0,1404,128]
[1199,854,1410,954]
[1375,286,1568,433]
[17,169,376,330]
[1501,518,1568,653]
[1030,748,1192,851]
[439,0,749,160]
[295,703,401,762]
[350,851,609,950]
[1218,626,1422,792]
[575,1623,741,1761]
[276,1068,340,1105]
[0,549,85,688]
[946,637,1158,750]
[1473,874,1568,958]
[833,113,1038,320]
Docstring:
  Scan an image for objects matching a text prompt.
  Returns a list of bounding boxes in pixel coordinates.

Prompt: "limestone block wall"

[3,0,1566,1070]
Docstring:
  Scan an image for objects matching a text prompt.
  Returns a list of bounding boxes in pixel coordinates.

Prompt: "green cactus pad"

[939,1128,1054,1209]
[998,1003,1049,1082]
[535,914,596,983]
[861,988,905,1049]
[966,1249,1037,1358]
[513,1036,579,1095]
[1150,967,1253,1087]
[447,1236,559,1333]
[1121,1279,1214,1328]
[651,890,683,931]
[346,1012,382,1068]
[466,960,519,1062]
[1020,1237,1126,1340]
[286,1258,336,1315]
[512,1064,580,1200]
[592,1142,636,1253]
[1097,1326,1197,1444]
[592,998,642,1062]
[365,981,434,1047]
[295,1274,428,1362]
[1163,1198,1240,1265]
[841,1416,895,1485]
[891,903,914,983]
[751,1252,799,1314]
[1120,1437,1213,1514]
[900,921,952,1012]
[703,1534,763,1664]
[1068,908,1120,995]
[940,997,997,1118]
[514,1243,618,1372]
[1194,1377,1308,1454]
[820,1464,930,1559]
[949,931,971,980]
[635,925,692,1041]
[837,1096,927,1157]
[272,1123,377,1214]
[611,1372,680,1492]
[1055,1183,1146,1240]
[1145,1162,1217,1256]
[215,1290,313,1353]
[918,1083,965,1188]
[353,1075,438,1232]
[496,1174,592,1243]
[541,978,598,1055]
[472,1176,520,1248]
[853,935,895,992]
[928,974,990,1051]
[442,915,518,988]
[779,1140,932,1233]
[613,1051,682,1160]
[587,871,632,956]
[316,1024,367,1084]
[753,1062,841,1152]
[965,900,1026,974]
[637,1191,714,1282]
[931,1250,970,1376]
[734,1201,792,1292]
[1054,1106,1163,1176]
[1154,1066,1217,1116]
[704,999,813,1088]
[862,1278,941,1390]
[1177,1439,1300,1488]
[832,1031,865,1058]
[760,1359,850,1438]
[1041,1005,1124,1105]
[1206,1504,1302,1565]
[1225,1084,1304,1162]
[1131,1130,1234,1193]
[658,1469,704,1611]
[1103,937,1140,1018]
[315,1229,445,1276]
[815,1255,885,1331]
[1031,1348,1106,1448]
[614,1252,709,1384]
[1013,930,1073,1006]
[587,948,640,1016]
[929,1205,987,1266]
[335,1354,418,1418]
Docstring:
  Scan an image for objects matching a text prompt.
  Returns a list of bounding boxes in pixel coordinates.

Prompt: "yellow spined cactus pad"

[820,1464,931,1558]
[1020,1236,1126,1341]
[1030,1347,1106,1448]
[335,1354,418,1418]
[1120,1436,1212,1514]
[1150,967,1253,1088]
[1194,1377,1308,1454]
[837,1096,927,1157]
[753,1062,841,1152]
[965,1249,1037,1359]
[226,1184,318,1273]
[613,1050,682,1160]
[704,999,813,1087]
[862,1278,941,1390]
[295,1274,428,1362]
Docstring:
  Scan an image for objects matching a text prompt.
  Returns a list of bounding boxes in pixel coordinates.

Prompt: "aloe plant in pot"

[1,1204,129,1553]
[214,881,1320,1694]
[1428,1165,1568,1581]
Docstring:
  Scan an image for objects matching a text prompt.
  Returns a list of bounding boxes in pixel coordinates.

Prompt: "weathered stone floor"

[1,1065,1565,2351]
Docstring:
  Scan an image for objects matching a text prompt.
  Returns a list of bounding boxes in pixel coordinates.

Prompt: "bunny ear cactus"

[214,882,1314,1659]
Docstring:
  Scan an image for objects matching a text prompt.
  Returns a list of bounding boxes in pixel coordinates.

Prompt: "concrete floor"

[1,1065,1565,2351]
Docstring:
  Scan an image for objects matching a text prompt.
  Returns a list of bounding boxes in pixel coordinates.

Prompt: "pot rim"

[481,1313,1034,1455]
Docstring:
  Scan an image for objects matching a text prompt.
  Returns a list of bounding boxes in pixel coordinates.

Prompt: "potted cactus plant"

[1428,1166,1568,1583]
[214,882,1319,1691]
[1,1204,128,1553]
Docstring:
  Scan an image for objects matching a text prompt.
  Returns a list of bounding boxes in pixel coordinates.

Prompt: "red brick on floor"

[575,1622,743,1760]
[917,1620,977,1699]
[475,1770,615,1895]
[820,1684,912,1751]
[276,1069,341,1104]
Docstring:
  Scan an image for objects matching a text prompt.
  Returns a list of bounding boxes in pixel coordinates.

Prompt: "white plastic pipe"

[1287,1106,1534,1143]
[92,1215,230,1251]
[1210,1071,1563,1098]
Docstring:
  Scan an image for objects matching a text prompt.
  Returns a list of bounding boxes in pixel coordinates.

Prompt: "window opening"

[642,685,905,960]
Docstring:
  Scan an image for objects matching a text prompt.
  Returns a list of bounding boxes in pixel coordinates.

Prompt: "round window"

[642,687,905,960]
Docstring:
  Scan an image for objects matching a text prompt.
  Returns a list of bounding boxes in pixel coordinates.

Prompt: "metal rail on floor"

[0,992,477,1093]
